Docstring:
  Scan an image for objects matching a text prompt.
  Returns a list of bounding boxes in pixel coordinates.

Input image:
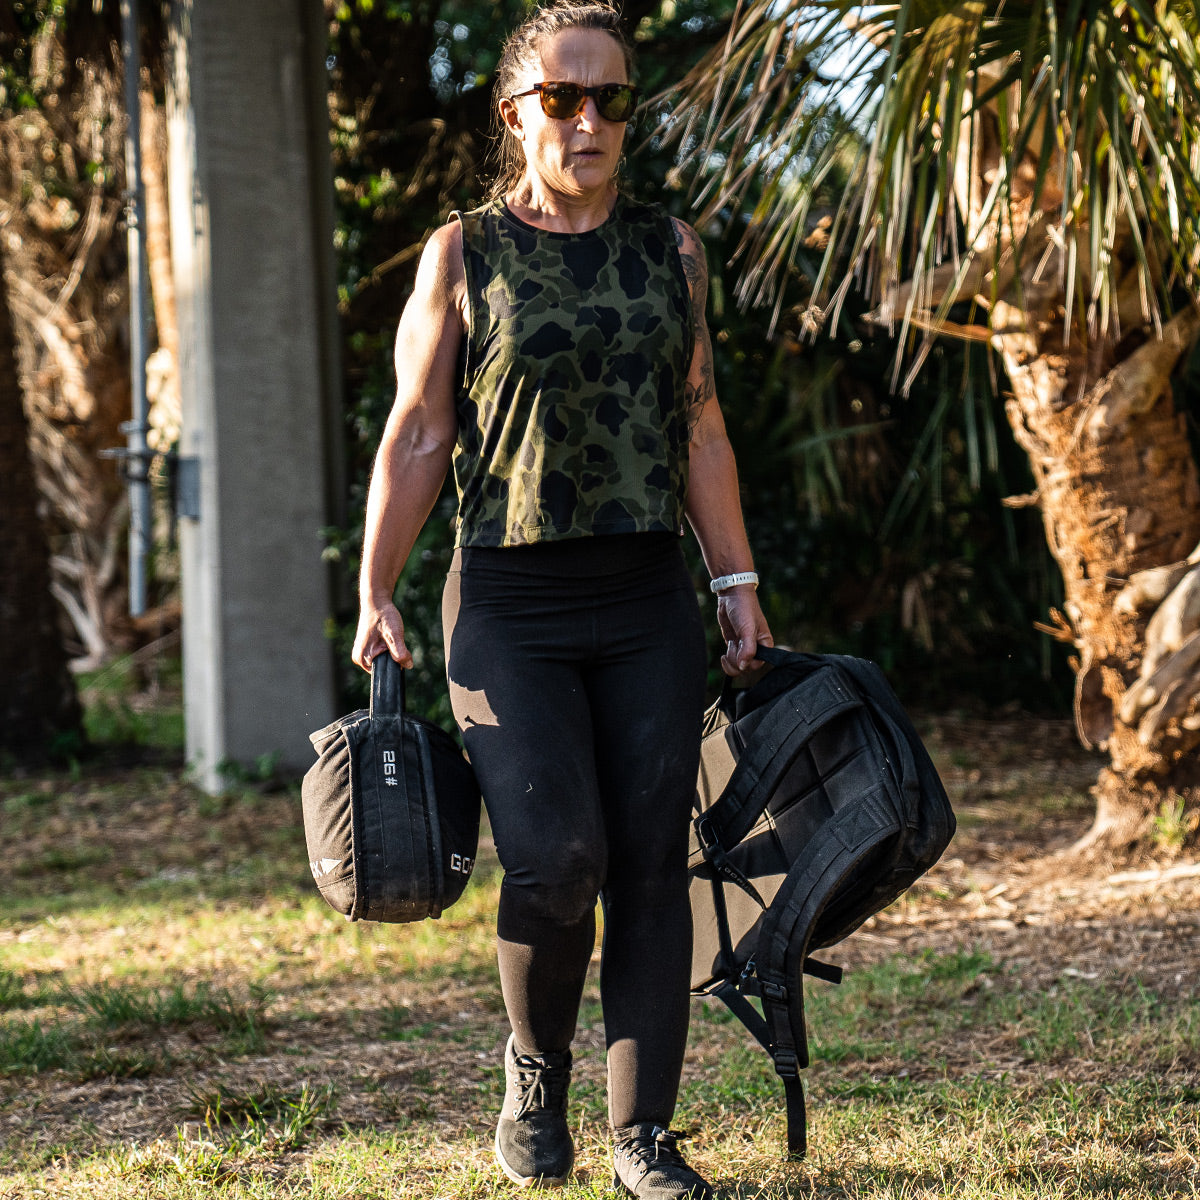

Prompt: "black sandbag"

[301,654,481,922]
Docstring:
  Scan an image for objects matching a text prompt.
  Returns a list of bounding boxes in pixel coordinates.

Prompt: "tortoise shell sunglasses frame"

[509,81,640,122]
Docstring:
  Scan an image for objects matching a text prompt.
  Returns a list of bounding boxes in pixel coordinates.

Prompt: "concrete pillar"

[166,0,342,790]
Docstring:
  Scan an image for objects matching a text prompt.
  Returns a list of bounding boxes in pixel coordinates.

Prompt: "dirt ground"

[3,712,1199,1172]
[862,713,1200,1004]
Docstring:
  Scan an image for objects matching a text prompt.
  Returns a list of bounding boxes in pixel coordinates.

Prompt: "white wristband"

[710,571,759,594]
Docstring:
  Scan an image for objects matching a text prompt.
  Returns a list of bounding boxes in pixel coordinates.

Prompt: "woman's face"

[502,28,629,201]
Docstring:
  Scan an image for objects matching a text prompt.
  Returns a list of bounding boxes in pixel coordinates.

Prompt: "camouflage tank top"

[452,194,694,547]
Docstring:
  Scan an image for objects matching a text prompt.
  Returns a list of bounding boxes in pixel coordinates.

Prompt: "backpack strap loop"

[760,979,788,1002]
[802,957,843,985]
[753,643,800,668]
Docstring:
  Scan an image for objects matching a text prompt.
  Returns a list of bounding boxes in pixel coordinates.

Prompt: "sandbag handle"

[369,652,407,719]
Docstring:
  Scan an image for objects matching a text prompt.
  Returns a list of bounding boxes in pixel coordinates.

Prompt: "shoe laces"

[510,1051,571,1120]
[617,1124,690,1168]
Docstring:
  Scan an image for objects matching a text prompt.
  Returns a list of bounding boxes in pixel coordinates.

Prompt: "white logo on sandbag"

[310,857,342,879]
[383,749,398,787]
[449,853,474,875]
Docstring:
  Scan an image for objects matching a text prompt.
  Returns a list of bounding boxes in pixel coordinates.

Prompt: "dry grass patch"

[2,704,1199,1197]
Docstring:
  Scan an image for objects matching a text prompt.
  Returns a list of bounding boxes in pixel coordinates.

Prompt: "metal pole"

[120,0,151,616]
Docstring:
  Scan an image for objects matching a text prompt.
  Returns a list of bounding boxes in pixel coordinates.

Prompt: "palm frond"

[657,0,1200,348]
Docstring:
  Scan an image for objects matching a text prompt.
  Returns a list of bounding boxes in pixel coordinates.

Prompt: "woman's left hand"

[716,586,773,676]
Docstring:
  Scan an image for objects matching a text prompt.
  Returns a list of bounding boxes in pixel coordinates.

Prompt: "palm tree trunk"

[990,300,1200,851]
[0,239,84,759]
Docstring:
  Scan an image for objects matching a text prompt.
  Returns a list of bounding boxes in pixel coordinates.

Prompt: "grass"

[1,659,1198,1197]
[0,976,274,1078]
[184,1079,339,1152]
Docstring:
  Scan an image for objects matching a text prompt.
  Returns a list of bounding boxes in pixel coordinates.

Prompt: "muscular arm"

[673,218,773,675]
[351,222,465,671]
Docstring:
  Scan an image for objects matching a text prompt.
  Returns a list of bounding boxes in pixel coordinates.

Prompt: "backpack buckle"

[760,980,788,1003]
[695,814,719,850]
[772,1049,800,1078]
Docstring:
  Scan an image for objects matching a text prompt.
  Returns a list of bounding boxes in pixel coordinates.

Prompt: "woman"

[352,3,771,1195]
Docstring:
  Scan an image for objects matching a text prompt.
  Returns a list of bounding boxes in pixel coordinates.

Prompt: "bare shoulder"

[413,221,466,321]
[390,222,467,425]
[424,219,465,270]
[669,216,708,299]
[394,219,467,375]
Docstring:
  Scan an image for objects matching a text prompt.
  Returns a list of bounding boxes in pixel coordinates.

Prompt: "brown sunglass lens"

[597,86,637,121]
[539,85,586,118]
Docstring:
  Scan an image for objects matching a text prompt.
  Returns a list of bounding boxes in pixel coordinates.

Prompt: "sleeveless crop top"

[452,194,694,547]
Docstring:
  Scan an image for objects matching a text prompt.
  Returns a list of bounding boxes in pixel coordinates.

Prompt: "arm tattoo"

[674,220,717,423]
[683,327,717,422]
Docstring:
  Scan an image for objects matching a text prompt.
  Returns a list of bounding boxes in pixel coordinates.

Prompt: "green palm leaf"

[657,0,1200,345]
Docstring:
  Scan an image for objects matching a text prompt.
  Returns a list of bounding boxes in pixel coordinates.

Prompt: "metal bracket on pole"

[169,453,201,521]
[99,437,154,483]
[101,443,200,555]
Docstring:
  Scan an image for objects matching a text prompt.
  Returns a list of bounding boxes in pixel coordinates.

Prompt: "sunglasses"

[510,81,640,123]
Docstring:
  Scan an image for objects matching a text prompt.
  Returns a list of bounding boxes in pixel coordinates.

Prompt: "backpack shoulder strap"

[749,782,902,1158]
[698,652,864,853]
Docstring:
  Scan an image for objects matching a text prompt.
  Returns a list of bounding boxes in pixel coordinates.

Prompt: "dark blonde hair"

[487,1,635,202]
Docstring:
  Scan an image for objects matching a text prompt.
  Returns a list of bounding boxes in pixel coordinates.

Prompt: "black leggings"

[442,532,707,1128]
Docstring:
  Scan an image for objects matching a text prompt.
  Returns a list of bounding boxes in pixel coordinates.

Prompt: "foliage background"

[0,0,1089,728]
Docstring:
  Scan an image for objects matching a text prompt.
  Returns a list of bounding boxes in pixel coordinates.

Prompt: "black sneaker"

[612,1123,715,1199]
[494,1032,574,1188]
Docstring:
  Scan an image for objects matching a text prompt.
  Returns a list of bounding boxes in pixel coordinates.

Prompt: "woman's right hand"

[352,601,413,672]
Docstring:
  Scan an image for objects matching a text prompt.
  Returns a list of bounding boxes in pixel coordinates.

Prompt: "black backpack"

[689,645,955,1158]
[301,654,481,923]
